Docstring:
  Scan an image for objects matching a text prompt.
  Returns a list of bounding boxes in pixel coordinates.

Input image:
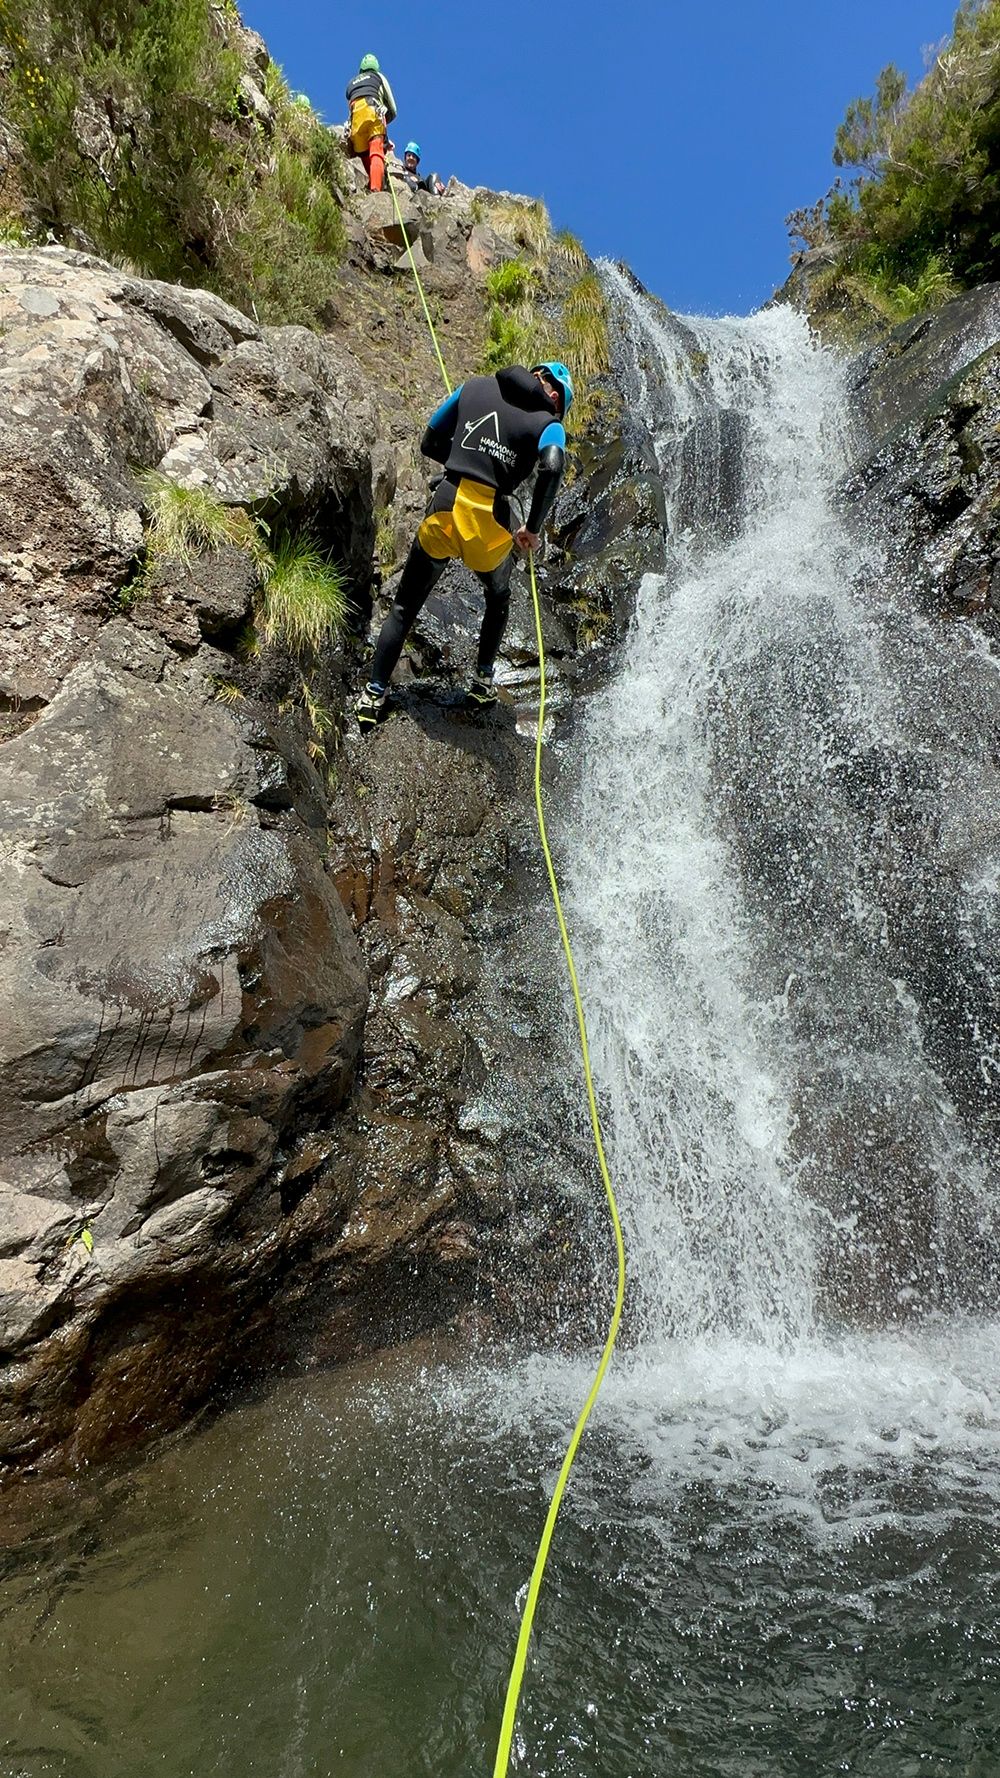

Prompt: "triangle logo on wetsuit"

[461,411,502,451]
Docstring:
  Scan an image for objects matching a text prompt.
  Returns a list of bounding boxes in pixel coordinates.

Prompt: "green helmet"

[359,54,380,72]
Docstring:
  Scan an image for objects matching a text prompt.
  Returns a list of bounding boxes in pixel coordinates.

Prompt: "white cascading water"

[505,270,1000,1504]
[568,275,884,1345]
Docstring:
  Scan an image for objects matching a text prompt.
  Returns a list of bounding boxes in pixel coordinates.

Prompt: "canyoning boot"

[355,681,388,729]
[466,670,498,709]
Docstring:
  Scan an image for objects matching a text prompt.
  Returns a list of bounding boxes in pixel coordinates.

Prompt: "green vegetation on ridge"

[0,0,346,325]
[791,0,1000,324]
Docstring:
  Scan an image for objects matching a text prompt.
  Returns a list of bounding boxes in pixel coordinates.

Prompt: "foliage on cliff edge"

[0,0,346,325]
[790,0,1000,322]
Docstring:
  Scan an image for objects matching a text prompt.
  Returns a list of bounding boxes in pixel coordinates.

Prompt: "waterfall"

[565,270,1000,1356]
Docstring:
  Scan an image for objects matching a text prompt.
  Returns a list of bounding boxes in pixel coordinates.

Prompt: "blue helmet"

[532,359,574,416]
[405,141,421,159]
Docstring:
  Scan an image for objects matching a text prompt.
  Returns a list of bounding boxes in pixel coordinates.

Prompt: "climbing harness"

[386,169,627,1775]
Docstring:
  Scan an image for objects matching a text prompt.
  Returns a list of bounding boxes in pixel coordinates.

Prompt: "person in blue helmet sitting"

[397,142,446,197]
[356,360,574,726]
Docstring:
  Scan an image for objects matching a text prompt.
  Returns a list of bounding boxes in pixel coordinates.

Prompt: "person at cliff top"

[356,361,573,727]
[397,142,446,198]
[345,54,397,193]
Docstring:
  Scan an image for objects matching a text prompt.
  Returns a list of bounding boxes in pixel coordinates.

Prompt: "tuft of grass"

[553,229,587,270]
[300,675,334,765]
[561,272,610,382]
[137,472,265,563]
[236,620,261,660]
[212,677,245,706]
[374,503,397,571]
[212,790,251,829]
[474,193,551,259]
[262,58,291,112]
[257,533,345,654]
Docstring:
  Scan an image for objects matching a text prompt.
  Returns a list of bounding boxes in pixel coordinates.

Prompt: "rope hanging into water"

[386,168,627,1776]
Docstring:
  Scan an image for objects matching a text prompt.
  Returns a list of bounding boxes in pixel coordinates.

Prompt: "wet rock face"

[0,198,653,1477]
[318,694,615,1362]
[0,247,375,702]
[847,284,1000,629]
[0,246,382,1473]
[828,287,1000,1299]
[548,421,668,672]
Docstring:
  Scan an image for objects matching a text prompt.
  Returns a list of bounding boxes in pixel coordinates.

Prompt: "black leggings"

[369,539,514,688]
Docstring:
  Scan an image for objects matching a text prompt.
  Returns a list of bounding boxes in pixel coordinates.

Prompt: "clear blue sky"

[241,0,958,317]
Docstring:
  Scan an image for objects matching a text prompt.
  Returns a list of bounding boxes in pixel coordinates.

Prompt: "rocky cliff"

[0,158,664,1477]
[834,286,1000,1296]
[4,9,997,1485]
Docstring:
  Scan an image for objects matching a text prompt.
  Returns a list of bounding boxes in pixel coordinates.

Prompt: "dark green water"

[4,1332,1000,1778]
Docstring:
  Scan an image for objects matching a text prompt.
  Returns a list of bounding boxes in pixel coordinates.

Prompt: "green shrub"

[258,534,346,653]
[0,0,345,327]
[0,213,35,247]
[480,244,550,372]
[793,0,1000,309]
[218,134,345,325]
[484,257,537,306]
[1,0,242,281]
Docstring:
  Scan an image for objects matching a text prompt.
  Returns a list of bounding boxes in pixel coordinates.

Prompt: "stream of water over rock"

[4,288,1000,1778]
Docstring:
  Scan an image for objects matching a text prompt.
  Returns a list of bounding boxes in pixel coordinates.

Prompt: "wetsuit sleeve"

[525,422,566,534]
[420,386,462,462]
[379,75,398,122]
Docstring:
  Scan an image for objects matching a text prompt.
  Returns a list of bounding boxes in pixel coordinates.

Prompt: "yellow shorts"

[349,99,384,153]
[417,477,513,576]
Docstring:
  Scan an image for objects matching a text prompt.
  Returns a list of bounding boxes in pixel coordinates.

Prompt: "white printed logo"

[461,410,516,467]
[462,411,501,448]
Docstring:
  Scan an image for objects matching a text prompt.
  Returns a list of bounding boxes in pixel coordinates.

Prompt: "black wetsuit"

[344,70,397,121]
[370,368,566,688]
[399,164,441,195]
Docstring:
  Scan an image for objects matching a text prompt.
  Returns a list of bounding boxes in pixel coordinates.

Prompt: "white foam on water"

[428,1318,1000,1547]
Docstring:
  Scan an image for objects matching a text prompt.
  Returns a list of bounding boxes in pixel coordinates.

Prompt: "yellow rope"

[383,170,627,1773]
[387,171,453,396]
[490,554,627,1777]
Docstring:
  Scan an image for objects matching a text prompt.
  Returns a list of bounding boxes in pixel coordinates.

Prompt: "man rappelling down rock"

[356,360,574,726]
